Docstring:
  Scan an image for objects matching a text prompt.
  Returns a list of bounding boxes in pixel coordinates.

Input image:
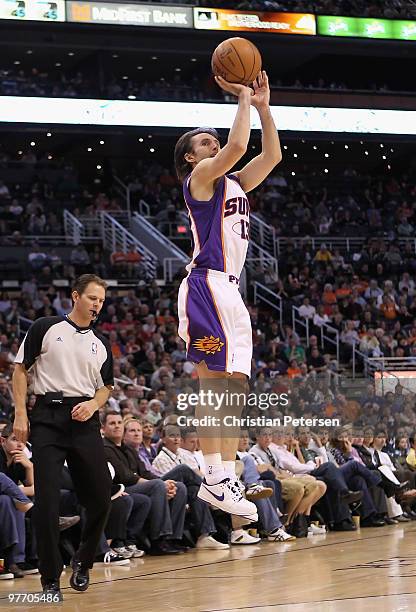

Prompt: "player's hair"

[72,274,107,297]
[174,127,220,182]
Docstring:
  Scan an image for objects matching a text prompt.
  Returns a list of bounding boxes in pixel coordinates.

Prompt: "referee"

[12,274,113,600]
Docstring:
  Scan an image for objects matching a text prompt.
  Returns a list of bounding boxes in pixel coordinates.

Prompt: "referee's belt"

[36,392,92,405]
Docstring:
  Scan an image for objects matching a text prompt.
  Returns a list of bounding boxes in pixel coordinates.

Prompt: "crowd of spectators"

[103,73,416,101]
[1,268,416,576]
[242,169,416,239]
[1,132,416,578]
[2,150,416,380]
[1,208,416,577]
[0,162,153,280]
[4,402,416,579]
[124,161,416,238]
[1,66,414,102]
[0,24,415,584]
[0,171,124,279]
[0,271,416,439]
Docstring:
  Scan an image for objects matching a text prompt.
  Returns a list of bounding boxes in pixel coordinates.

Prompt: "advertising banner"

[66,1,192,28]
[318,15,416,41]
[0,0,65,21]
[194,7,316,35]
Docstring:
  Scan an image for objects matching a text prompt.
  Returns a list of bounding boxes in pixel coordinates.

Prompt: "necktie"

[374,450,381,467]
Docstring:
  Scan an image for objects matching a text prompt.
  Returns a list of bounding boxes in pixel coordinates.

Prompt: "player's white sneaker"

[198,478,258,520]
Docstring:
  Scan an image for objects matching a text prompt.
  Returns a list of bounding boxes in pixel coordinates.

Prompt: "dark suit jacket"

[103,437,157,486]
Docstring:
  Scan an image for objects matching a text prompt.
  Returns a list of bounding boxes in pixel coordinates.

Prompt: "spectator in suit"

[102,412,187,556]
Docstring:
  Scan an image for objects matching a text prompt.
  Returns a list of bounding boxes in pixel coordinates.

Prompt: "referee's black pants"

[30,397,111,582]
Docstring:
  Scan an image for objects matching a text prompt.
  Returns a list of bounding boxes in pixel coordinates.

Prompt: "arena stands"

[2,258,416,577]
[1,0,416,591]
[145,0,416,19]
[1,61,415,102]
[2,144,416,576]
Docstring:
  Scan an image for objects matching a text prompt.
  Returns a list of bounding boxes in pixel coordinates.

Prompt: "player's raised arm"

[190,77,252,185]
[234,71,282,193]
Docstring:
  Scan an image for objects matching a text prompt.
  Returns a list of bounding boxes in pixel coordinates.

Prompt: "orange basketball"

[211,37,262,86]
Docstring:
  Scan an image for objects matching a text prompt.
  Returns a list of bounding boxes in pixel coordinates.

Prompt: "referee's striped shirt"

[15,315,114,398]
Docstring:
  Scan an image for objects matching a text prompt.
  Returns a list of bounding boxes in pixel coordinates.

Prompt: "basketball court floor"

[1,524,415,611]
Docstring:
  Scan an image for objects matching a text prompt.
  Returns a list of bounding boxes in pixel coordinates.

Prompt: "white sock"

[205,453,226,484]
[222,460,236,480]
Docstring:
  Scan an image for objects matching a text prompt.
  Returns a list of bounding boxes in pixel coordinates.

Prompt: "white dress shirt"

[178,448,205,474]
[269,443,316,474]
[152,447,182,475]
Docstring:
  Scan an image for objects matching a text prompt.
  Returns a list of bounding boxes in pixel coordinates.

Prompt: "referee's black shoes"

[69,557,90,592]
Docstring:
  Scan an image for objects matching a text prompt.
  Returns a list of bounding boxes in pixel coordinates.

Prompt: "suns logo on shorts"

[192,335,224,354]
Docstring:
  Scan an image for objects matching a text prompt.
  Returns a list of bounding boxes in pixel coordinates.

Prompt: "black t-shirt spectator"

[132,348,147,368]
[0,446,27,484]
[307,353,326,370]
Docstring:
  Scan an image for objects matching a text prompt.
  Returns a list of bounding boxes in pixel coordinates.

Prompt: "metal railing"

[107,209,131,229]
[18,315,34,339]
[76,210,129,237]
[352,351,416,380]
[253,282,283,329]
[368,356,416,374]
[247,242,279,277]
[163,257,188,283]
[114,376,151,392]
[100,212,158,278]
[352,344,376,379]
[0,235,70,246]
[250,213,276,256]
[114,175,131,220]
[292,305,310,346]
[275,236,416,255]
[132,212,190,258]
[291,307,339,362]
[320,322,340,364]
[138,199,151,217]
[63,209,85,245]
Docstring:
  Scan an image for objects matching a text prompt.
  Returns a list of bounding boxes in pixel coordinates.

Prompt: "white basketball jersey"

[183,173,250,278]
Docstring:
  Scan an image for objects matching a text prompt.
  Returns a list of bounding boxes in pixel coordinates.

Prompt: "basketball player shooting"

[174,70,282,519]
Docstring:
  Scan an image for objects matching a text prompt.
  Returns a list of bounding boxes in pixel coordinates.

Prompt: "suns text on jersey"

[223,196,250,218]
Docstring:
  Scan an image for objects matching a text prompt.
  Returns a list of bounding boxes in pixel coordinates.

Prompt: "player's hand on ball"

[214,76,253,98]
[250,71,270,109]
[71,399,99,421]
